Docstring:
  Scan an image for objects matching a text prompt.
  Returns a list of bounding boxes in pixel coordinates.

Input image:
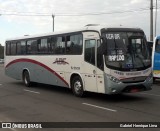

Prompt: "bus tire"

[71,76,84,97]
[23,70,32,87]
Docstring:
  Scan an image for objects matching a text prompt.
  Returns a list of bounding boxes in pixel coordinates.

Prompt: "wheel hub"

[74,81,82,94]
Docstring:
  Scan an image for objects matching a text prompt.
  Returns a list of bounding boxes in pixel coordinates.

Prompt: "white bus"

[5,26,153,97]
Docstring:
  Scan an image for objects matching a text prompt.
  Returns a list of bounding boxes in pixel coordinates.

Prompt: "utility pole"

[52,14,55,32]
[150,0,154,41]
[155,0,158,37]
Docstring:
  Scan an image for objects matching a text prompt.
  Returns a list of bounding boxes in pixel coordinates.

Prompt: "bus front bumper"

[104,74,153,94]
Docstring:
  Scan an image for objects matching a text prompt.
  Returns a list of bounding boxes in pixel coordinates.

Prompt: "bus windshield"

[103,32,151,71]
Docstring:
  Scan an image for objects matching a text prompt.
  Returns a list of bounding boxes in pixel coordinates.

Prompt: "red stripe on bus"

[5,58,69,87]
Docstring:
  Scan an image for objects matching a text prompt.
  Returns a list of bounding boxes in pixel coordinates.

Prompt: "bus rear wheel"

[23,70,31,87]
[71,76,84,97]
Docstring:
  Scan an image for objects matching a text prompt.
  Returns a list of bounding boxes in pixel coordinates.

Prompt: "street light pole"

[150,0,154,41]
[52,14,55,32]
[155,0,158,37]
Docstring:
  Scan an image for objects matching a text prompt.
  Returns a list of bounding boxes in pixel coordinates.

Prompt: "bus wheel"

[72,76,84,97]
[23,70,31,87]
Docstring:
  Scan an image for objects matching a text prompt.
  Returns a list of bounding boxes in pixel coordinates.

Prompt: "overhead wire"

[0,6,159,17]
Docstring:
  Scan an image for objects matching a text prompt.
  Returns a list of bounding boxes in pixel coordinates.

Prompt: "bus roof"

[6,25,143,41]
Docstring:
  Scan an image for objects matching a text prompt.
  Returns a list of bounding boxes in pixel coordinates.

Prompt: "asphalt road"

[0,64,160,131]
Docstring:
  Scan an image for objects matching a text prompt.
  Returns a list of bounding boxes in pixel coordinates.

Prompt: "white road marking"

[82,103,117,112]
[24,89,40,94]
[139,92,160,97]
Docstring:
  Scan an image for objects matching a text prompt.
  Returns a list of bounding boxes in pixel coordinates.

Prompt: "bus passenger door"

[84,39,97,92]
[96,39,105,93]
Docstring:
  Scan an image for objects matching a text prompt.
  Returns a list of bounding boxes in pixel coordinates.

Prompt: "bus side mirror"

[100,38,103,43]
[100,37,108,55]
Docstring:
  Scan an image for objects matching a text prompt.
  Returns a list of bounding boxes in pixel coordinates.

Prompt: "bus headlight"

[146,73,153,82]
[107,74,121,84]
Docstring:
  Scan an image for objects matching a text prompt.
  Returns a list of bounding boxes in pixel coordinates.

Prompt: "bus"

[152,35,160,81]
[147,41,153,57]
[5,26,153,97]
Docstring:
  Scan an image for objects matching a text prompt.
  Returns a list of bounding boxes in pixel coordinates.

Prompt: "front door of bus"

[84,39,97,92]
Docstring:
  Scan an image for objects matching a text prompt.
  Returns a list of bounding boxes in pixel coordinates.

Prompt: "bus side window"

[97,39,104,70]
[155,39,160,53]
[10,42,17,55]
[27,40,37,54]
[38,38,48,54]
[6,42,11,55]
[17,42,21,55]
[66,35,72,54]
[47,37,52,54]
[66,34,82,55]
[85,39,95,65]
[21,41,26,55]
[55,36,65,54]
[50,37,56,54]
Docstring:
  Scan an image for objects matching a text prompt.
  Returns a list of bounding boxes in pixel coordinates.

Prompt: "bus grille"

[121,76,146,83]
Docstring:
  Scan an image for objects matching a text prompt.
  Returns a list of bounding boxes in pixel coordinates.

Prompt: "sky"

[0,0,159,46]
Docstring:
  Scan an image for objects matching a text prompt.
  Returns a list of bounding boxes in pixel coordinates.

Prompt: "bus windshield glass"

[103,32,151,71]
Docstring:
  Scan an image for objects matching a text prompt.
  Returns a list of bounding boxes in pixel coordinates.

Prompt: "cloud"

[0,0,159,45]
[0,0,149,22]
[130,0,141,4]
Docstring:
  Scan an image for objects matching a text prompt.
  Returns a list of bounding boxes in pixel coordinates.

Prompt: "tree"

[0,44,4,59]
